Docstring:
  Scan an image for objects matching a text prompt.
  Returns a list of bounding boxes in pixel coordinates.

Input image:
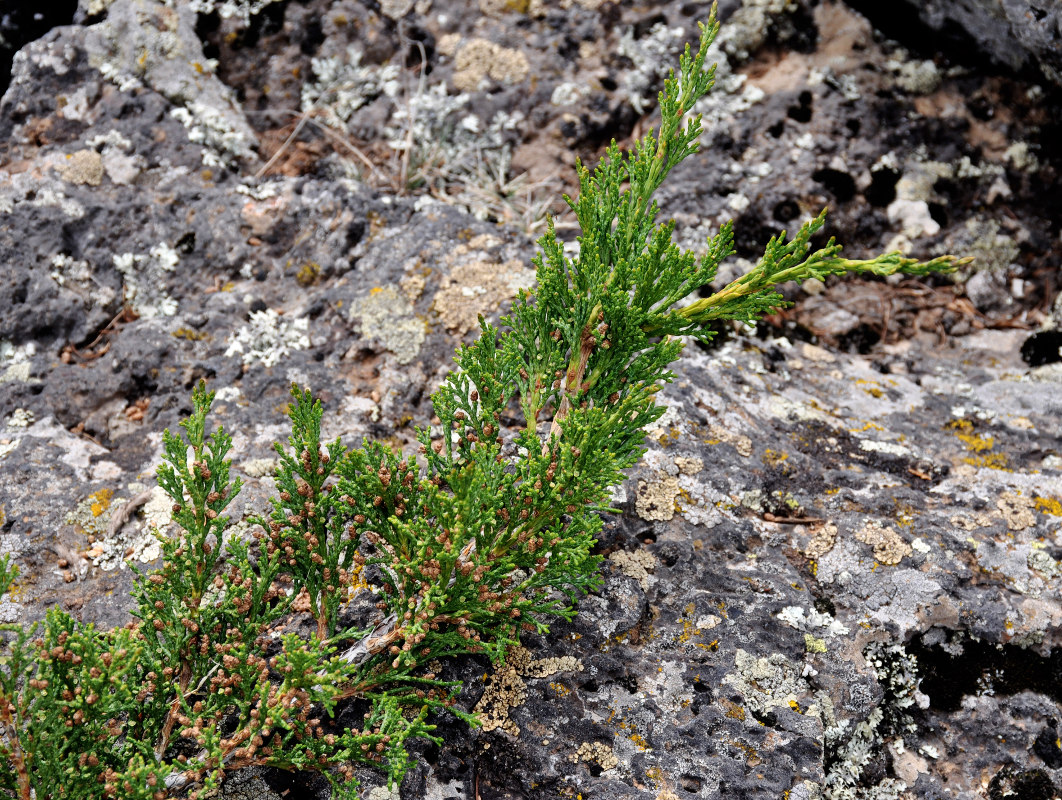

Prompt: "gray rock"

[0,0,1058,798]
[849,0,1062,86]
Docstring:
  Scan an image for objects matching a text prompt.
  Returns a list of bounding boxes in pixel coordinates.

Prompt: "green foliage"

[0,11,966,798]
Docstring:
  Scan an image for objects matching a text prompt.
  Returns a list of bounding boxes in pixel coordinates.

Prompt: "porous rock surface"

[0,1,1060,799]
[846,0,1062,88]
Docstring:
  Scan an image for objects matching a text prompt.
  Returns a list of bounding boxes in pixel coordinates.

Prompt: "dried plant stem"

[1,698,32,800]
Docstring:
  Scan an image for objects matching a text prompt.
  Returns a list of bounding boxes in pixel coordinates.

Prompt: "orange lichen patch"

[762,449,789,467]
[644,766,666,786]
[676,604,697,645]
[957,431,994,452]
[893,500,917,528]
[855,379,884,398]
[1034,497,1062,516]
[295,261,321,286]
[721,699,746,720]
[947,419,1010,469]
[656,427,682,447]
[849,420,885,433]
[172,327,211,341]
[607,708,653,752]
[947,418,994,450]
[343,560,370,599]
[627,732,652,751]
[964,453,1010,469]
[90,488,115,518]
[727,739,762,766]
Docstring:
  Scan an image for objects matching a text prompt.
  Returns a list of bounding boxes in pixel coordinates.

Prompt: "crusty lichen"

[452,39,529,92]
[472,645,582,735]
[433,259,534,335]
[573,741,618,772]
[854,520,911,566]
[997,491,1035,531]
[113,242,182,318]
[58,149,105,186]
[636,474,681,522]
[805,522,838,560]
[722,649,808,718]
[609,549,657,591]
[708,423,753,457]
[351,286,427,365]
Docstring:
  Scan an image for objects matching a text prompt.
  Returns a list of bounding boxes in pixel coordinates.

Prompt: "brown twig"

[762,512,825,525]
[107,489,153,539]
[0,694,32,800]
[155,663,192,761]
[546,316,599,445]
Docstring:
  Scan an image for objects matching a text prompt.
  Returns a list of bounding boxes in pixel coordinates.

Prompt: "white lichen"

[113,242,180,318]
[0,340,35,385]
[5,408,35,429]
[225,309,310,368]
[618,23,686,114]
[168,0,285,25]
[301,46,401,128]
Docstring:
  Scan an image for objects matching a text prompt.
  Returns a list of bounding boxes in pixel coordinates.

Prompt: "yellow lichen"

[804,634,827,654]
[948,419,1009,469]
[656,427,682,447]
[627,732,652,751]
[855,379,884,398]
[295,261,321,286]
[762,449,789,467]
[963,453,1010,470]
[849,421,885,433]
[172,327,211,341]
[479,0,530,14]
[956,431,994,452]
[722,699,746,720]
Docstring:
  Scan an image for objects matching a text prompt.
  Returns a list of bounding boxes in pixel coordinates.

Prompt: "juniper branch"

[0,8,969,797]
